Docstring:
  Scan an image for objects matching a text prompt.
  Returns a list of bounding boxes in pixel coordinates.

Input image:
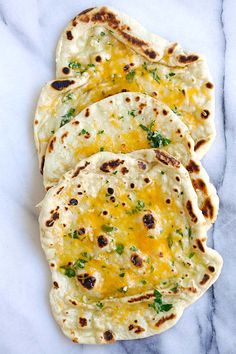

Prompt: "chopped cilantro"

[126,69,136,82]
[139,123,171,148]
[101,224,114,233]
[60,108,75,127]
[98,130,104,134]
[96,302,104,309]
[100,31,106,36]
[128,110,136,117]
[150,265,155,272]
[140,280,147,285]
[74,259,87,269]
[119,272,125,278]
[149,289,173,313]
[188,252,195,259]
[51,130,55,134]
[64,267,76,277]
[63,92,74,103]
[142,62,161,82]
[151,69,161,83]
[130,246,138,251]
[170,284,178,292]
[116,243,124,255]
[68,61,81,69]
[80,128,89,135]
[100,147,104,151]
[176,229,183,237]
[118,115,124,120]
[68,230,79,239]
[166,72,176,79]
[142,62,148,71]
[161,171,165,175]
[127,200,145,214]
[68,61,95,73]
[80,252,92,260]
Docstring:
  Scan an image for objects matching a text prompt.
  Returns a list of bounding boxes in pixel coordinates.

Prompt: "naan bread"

[34,76,88,173]
[42,92,218,227]
[55,6,215,158]
[39,150,222,344]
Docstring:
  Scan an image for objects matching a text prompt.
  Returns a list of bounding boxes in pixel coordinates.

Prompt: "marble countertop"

[1,0,235,353]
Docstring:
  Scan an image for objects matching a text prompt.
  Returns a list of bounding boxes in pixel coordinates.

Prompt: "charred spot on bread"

[77,273,96,289]
[100,159,124,173]
[143,213,155,229]
[51,80,75,91]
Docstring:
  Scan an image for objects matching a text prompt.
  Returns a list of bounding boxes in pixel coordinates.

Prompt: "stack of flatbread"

[34,7,222,344]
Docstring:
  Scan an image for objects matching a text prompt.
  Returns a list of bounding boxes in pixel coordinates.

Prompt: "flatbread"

[34,76,88,173]
[42,92,218,227]
[55,6,215,158]
[39,150,222,344]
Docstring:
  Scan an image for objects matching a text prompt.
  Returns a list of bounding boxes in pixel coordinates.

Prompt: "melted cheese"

[66,31,205,132]
[58,179,189,300]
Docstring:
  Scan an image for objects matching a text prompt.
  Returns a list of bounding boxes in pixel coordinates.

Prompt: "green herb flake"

[98,130,104,134]
[166,72,176,79]
[151,69,161,83]
[68,230,79,239]
[170,284,178,292]
[74,259,87,269]
[130,246,138,251]
[128,200,145,215]
[126,69,136,82]
[188,252,195,259]
[161,171,165,175]
[64,267,76,277]
[115,243,124,255]
[142,62,148,71]
[100,31,106,37]
[119,272,125,278]
[128,110,136,117]
[139,123,171,148]
[68,61,81,69]
[140,280,147,285]
[149,289,173,314]
[80,128,89,135]
[51,130,55,134]
[63,92,74,103]
[80,252,92,260]
[96,302,104,309]
[60,108,75,127]
[100,147,104,151]
[176,229,183,237]
[101,224,114,233]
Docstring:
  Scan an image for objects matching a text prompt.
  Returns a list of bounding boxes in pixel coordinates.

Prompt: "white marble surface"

[0,0,235,353]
